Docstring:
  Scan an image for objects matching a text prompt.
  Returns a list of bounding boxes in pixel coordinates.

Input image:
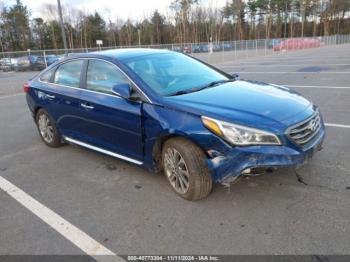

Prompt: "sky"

[7,0,228,21]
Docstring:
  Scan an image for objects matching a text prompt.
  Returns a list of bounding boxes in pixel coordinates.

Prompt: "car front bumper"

[209,126,325,183]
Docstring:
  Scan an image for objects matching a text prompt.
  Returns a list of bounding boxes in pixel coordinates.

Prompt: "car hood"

[162,80,314,131]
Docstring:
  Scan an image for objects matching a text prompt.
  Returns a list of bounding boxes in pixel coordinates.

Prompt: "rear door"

[73,59,143,162]
[36,59,85,138]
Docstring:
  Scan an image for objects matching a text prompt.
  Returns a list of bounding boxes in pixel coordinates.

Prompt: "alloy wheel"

[38,114,54,144]
[164,148,190,194]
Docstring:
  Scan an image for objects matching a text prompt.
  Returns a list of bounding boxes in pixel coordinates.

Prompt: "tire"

[35,109,64,148]
[162,137,212,201]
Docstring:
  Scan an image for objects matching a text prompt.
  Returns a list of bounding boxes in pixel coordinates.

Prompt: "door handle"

[81,103,94,110]
[46,94,55,99]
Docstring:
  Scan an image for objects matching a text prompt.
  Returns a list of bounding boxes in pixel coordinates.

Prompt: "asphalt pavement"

[0,44,350,258]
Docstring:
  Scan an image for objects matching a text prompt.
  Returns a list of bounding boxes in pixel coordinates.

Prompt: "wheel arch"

[34,106,42,117]
[151,132,210,173]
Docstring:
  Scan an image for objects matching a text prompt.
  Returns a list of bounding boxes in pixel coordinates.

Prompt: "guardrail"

[1,34,349,72]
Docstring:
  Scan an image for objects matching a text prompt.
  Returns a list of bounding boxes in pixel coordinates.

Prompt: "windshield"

[123,52,229,96]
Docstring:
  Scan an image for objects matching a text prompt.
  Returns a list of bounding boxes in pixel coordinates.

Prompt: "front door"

[74,59,143,162]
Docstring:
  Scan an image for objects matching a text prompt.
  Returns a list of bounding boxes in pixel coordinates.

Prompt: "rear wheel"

[162,137,212,201]
[36,109,64,147]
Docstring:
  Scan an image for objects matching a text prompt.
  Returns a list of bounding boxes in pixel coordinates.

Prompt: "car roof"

[92,48,171,60]
[58,48,174,63]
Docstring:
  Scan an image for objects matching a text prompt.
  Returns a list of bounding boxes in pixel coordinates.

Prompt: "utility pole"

[138,29,141,47]
[0,34,4,57]
[284,0,287,38]
[57,0,68,54]
[301,0,306,37]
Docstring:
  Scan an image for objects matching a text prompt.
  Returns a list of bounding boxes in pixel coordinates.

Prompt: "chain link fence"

[1,34,350,72]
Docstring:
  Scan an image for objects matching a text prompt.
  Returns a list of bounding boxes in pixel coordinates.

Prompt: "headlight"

[201,116,281,146]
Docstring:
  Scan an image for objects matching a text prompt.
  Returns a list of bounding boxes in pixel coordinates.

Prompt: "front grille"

[287,111,322,147]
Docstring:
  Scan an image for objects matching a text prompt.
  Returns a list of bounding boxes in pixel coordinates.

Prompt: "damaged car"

[24,49,325,200]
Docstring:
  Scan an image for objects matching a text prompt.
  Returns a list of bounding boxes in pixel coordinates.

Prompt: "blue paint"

[26,49,325,183]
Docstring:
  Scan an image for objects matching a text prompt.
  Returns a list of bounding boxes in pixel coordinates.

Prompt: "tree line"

[0,0,349,52]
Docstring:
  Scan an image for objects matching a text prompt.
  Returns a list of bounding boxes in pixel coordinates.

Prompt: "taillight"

[23,83,30,93]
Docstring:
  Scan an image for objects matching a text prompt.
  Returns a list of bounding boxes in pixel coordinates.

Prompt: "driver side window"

[86,60,130,95]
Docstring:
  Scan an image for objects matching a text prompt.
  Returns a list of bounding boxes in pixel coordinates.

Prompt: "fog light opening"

[241,167,275,176]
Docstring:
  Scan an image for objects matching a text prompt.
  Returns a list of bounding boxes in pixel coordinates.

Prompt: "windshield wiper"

[168,89,194,96]
[168,78,237,96]
[201,79,236,89]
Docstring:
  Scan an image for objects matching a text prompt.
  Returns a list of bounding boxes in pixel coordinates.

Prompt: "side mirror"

[111,83,131,99]
[231,74,240,80]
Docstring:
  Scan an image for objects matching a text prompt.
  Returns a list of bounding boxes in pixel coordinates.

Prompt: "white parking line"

[325,123,350,129]
[232,57,350,62]
[284,85,350,89]
[227,55,350,61]
[220,64,350,67]
[237,71,350,74]
[216,58,350,65]
[0,176,124,261]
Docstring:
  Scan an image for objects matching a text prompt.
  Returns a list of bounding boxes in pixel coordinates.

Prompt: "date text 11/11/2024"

[127,255,219,261]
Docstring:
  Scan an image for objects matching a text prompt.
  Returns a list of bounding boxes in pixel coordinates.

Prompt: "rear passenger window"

[54,60,83,88]
[86,60,130,94]
[40,69,54,83]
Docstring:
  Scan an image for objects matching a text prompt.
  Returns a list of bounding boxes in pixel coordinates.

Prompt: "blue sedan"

[25,49,325,200]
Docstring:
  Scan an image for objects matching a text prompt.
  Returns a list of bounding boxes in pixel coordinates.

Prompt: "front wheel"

[162,137,213,201]
[36,109,64,147]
